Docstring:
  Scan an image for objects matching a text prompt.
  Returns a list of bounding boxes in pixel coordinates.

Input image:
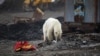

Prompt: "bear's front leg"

[46,30,53,44]
[54,32,62,42]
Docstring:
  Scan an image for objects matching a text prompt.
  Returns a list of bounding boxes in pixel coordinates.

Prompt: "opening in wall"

[74,0,85,23]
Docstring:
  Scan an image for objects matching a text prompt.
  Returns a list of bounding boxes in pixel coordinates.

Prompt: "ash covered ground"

[0,20,100,56]
[0,10,100,56]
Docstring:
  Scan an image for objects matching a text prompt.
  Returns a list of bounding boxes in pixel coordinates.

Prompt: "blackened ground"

[0,19,45,41]
[0,17,65,41]
[0,19,100,56]
[0,34,100,56]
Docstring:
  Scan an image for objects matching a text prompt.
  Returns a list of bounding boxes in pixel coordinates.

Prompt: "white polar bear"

[43,17,62,43]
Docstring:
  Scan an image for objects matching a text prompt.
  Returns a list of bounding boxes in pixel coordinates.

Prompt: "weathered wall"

[65,0,74,22]
[84,0,95,23]
[65,0,95,23]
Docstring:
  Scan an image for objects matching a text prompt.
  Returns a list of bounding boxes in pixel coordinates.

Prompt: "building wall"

[65,0,95,23]
[84,0,95,23]
[65,0,74,22]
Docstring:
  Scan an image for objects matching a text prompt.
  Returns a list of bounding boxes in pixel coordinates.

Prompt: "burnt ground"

[0,21,100,56]
[0,7,100,56]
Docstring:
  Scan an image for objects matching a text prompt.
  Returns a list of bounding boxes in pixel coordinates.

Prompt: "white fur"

[43,17,62,42]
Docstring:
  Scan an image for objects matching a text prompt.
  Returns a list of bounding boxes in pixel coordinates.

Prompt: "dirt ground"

[0,36,100,56]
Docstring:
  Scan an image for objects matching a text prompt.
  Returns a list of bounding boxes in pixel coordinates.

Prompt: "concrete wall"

[84,0,95,23]
[65,0,74,22]
[65,0,95,23]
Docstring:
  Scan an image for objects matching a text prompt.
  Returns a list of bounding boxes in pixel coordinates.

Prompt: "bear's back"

[45,17,60,25]
[44,17,62,32]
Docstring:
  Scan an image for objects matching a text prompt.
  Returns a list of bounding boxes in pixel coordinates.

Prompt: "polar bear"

[43,17,62,43]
